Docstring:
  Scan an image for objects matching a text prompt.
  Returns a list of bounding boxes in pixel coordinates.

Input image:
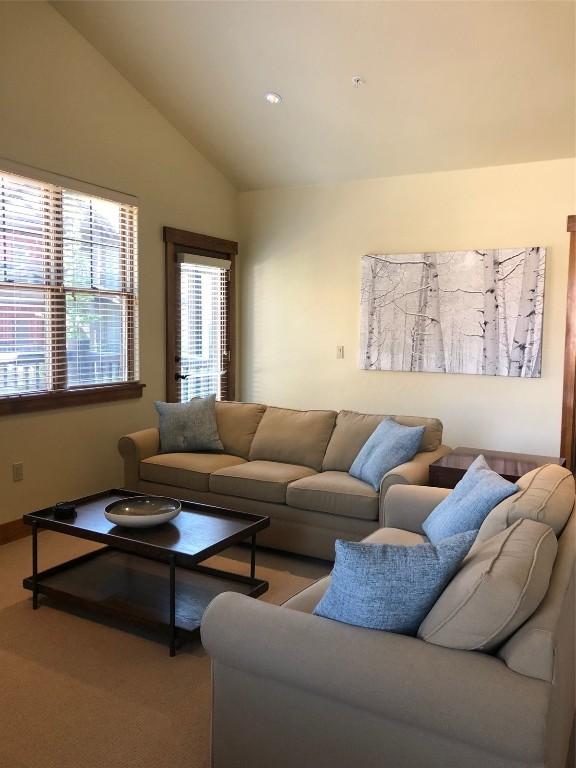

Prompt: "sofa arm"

[118,428,160,488]
[380,483,451,532]
[201,593,548,764]
[379,443,451,498]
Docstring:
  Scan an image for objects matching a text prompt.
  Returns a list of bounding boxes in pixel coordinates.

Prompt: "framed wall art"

[360,248,546,377]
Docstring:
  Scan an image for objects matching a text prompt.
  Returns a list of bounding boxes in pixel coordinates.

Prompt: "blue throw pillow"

[314,531,477,635]
[349,418,425,491]
[422,455,519,545]
[155,395,224,453]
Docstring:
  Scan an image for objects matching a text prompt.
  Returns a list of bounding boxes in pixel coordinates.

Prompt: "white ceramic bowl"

[104,496,182,528]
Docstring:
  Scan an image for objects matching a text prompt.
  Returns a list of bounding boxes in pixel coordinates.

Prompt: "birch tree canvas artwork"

[360,248,546,377]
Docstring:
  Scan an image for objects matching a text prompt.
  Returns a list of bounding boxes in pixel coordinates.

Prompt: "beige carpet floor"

[0,532,329,768]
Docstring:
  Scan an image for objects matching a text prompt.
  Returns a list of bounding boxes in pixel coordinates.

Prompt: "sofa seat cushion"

[210,461,317,504]
[362,527,427,547]
[286,471,379,521]
[140,453,246,492]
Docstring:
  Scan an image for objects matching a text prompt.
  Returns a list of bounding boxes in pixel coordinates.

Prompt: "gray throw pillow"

[155,395,223,453]
[313,530,477,635]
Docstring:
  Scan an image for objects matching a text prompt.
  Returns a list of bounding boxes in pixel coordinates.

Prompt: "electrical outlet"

[12,462,24,482]
[336,345,345,359]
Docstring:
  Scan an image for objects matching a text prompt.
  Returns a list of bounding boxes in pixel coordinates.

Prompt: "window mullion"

[1,177,7,283]
[121,205,134,382]
[47,188,67,390]
[221,267,230,401]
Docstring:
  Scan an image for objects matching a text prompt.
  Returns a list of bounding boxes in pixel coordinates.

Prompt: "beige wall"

[0,2,237,524]
[239,158,575,456]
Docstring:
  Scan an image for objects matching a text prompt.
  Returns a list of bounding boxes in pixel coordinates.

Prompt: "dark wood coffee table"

[429,447,567,489]
[22,489,270,655]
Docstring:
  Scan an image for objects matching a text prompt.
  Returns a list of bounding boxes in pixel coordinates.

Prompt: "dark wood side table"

[429,447,567,489]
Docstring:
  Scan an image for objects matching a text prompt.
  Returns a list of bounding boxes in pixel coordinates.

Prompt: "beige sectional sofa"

[119,401,449,559]
[202,465,576,768]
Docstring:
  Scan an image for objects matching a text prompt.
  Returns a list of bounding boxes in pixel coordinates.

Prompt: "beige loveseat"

[119,401,449,559]
[202,465,575,768]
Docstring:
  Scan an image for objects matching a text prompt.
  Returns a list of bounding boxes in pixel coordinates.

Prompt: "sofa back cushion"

[471,464,575,552]
[418,518,558,652]
[249,406,337,471]
[322,410,443,472]
[497,511,575,682]
[215,401,266,459]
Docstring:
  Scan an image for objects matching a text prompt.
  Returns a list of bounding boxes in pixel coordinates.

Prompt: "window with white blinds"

[0,167,139,408]
[177,253,230,402]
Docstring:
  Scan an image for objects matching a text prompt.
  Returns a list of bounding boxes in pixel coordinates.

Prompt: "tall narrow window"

[164,227,236,403]
[0,165,141,413]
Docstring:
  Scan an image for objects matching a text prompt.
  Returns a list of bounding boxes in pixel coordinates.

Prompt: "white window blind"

[0,168,138,399]
[176,252,229,401]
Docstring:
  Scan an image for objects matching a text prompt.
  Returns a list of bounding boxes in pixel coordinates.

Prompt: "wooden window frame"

[163,226,237,402]
[0,169,144,416]
[0,381,144,415]
[561,214,576,470]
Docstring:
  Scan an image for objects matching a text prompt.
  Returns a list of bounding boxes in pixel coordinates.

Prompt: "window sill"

[0,382,145,415]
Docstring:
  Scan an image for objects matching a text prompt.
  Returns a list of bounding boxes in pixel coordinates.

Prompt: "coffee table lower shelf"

[23,547,268,652]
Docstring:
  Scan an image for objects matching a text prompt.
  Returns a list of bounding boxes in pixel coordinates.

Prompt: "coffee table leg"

[32,521,38,610]
[250,535,256,579]
[169,554,176,657]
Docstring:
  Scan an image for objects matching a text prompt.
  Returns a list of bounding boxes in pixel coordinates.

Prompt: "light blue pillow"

[349,418,425,491]
[155,394,224,453]
[314,531,477,635]
[422,455,519,545]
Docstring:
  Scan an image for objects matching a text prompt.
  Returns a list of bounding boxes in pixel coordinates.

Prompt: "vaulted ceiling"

[53,1,575,191]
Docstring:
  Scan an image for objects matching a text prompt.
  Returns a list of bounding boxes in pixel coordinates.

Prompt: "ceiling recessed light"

[265,92,282,105]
